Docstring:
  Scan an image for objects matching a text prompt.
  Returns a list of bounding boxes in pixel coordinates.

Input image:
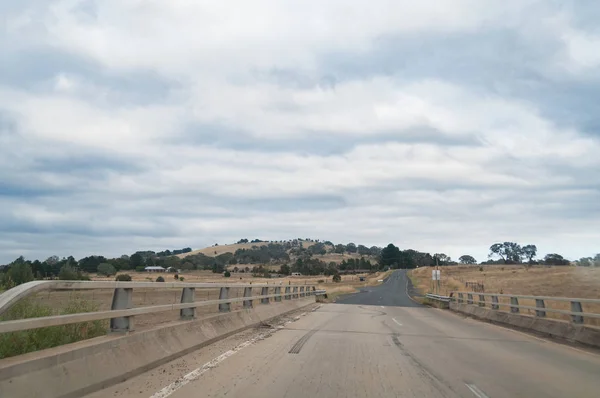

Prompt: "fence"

[0,281,325,334]
[454,291,600,326]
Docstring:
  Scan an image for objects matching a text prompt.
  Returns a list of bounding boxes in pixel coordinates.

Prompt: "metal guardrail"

[425,293,451,303]
[453,291,600,324]
[0,281,326,334]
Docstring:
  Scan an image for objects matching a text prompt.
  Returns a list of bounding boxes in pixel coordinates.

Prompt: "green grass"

[0,296,107,359]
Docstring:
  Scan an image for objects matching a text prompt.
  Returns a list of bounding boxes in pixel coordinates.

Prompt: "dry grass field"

[410,265,600,326]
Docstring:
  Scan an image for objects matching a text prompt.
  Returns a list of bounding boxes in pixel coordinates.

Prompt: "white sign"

[432,270,441,280]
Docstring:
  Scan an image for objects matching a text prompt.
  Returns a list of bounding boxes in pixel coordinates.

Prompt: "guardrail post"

[571,301,584,324]
[219,287,230,312]
[243,287,253,309]
[110,288,134,333]
[467,293,473,305]
[285,286,291,300]
[261,287,269,304]
[510,297,519,313]
[274,286,282,302]
[535,299,546,317]
[300,286,305,297]
[293,286,298,298]
[491,295,499,310]
[458,293,464,304]
[478,294,485,307]
[180,287,195,320]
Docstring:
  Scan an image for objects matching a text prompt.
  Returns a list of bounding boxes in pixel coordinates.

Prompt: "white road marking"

[466,383,490,398]
[392,318,403,327]
[150,318,294,398]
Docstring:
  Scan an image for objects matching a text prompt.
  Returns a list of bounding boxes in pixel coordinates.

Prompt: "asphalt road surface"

[88,270,600,398]
[336,269,421,307]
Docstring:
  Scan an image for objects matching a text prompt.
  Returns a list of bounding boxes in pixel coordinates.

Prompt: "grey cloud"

[0,48,179,106]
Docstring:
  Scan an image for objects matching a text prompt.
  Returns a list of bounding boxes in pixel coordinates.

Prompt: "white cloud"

[0,0,599,263]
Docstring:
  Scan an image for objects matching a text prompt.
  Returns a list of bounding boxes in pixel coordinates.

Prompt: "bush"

[479,266,483,272]
[332,274,341,283]
[97,263,116,277]
[174,274,179,280]
[317,279,325,283]
[224,271,231,277]
[115,274,132,281]
[156,276,165,282]
[179,276,185,281]
[0,297,106,359]
[58,265,89,281]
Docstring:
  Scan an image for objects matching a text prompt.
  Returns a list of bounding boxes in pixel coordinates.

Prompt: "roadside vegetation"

[0,297,106,359]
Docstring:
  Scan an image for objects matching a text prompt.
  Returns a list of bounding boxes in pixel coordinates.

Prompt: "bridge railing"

[453,291,600,326]
[0,281,326,334]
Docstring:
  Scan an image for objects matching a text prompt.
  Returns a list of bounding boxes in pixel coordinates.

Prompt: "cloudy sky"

[1,1,599,264]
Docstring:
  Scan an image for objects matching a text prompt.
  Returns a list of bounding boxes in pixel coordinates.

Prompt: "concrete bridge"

[1,270,600,397]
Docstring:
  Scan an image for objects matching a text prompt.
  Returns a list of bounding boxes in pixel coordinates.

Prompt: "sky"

[1,0,599,264]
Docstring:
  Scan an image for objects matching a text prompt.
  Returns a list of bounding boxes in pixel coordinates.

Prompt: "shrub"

[174,274,179,280]
[479,266,483,272]
[317,279,325,283]
[58,265,88,281]
[224,271,231,278]
[179,276,185,281]
[115,274,132,282]
[156,276,165,282]
[0,297,106,359]
[332,274,341,283]
[97,263,116,277]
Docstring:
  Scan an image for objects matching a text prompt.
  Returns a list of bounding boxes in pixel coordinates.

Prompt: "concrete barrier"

[450,302,600,348]
[0,297,316,398]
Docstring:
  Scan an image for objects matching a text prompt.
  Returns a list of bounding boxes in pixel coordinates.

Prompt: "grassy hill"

[177,240,318,259]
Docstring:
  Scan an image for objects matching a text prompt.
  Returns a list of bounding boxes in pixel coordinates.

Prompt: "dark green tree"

[7,257,34,286]
[522,245,537,263]
[459,255,477,265]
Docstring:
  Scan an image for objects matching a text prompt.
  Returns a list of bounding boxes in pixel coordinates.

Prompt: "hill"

[177,240,319,258]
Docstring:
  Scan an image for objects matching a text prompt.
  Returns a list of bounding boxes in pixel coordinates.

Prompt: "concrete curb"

[0,298,316,398]
[450,302,600,349]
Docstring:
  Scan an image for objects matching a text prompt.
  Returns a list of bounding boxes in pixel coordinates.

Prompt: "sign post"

[431,269,441,294]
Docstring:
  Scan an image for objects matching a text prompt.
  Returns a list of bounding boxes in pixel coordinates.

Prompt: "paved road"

[89,270,600,398]
[336,269,421,307]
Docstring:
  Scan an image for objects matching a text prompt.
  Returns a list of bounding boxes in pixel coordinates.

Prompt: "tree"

[212,263,225,273]
[224,271,231,277]
[594,254,600,267]
[543,253,570,266]
[433,253,451,266]
[459,255,477,265]
[489,242,523,264]
[357,245,371,255]
[332,273,341,283]
[279,264,291,275]
[379,244,401,268]
[522,245,537,263]
[130,253,144,269]
[156,276,165,282]
[97,263,116,276]
[576,257,592,267]
[334,244,345,254]
[8,257,34,286]
[346,243,357,253]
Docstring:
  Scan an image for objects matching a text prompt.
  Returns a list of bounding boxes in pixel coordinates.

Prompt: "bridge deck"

[85,270,600,398]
